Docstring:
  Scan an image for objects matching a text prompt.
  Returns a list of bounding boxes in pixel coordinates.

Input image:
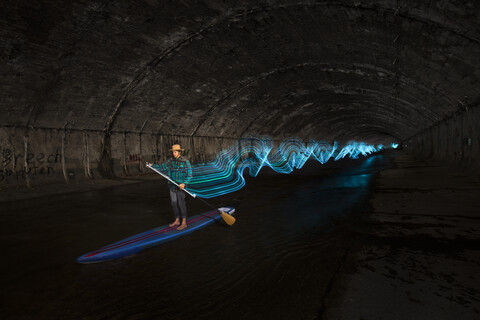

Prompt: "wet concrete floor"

[1,151,479,319]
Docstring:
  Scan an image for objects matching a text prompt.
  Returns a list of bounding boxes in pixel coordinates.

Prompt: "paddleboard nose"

[219,206,235,215]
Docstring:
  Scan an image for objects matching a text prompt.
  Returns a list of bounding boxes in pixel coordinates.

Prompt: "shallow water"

[1,153,392,319]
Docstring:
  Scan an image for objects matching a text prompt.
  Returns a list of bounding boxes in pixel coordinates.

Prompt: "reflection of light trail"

[157,137,395,198]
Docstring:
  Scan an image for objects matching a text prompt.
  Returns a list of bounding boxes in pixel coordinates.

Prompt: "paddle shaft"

[147,163,236,225]
[147,164,197,198]
[147,164,221,211]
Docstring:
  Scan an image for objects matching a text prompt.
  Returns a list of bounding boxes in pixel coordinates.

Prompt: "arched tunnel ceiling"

[1,0,479,143]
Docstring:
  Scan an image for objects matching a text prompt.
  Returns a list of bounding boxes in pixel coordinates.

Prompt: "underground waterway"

[1,152,393,319]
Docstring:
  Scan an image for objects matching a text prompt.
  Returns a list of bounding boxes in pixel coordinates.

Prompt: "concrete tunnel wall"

[405,105,480,172]
[0,127,241,187]
[1,1,480,188]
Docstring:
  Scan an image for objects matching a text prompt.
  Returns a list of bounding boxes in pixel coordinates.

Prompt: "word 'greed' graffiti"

[0,146,61,182]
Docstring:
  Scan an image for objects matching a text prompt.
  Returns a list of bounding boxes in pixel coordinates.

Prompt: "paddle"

[146,163,236,226]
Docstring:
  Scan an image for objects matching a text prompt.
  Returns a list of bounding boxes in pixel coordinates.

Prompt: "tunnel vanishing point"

[0,0,479,188]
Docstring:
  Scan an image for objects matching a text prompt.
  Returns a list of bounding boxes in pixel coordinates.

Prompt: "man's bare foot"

[169,219,180,227]
[177,223,187,230]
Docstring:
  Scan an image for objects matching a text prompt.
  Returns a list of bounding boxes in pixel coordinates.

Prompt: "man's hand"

[179,183,185,190]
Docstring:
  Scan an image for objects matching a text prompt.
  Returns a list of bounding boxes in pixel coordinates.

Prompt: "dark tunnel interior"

[1,1,479,319]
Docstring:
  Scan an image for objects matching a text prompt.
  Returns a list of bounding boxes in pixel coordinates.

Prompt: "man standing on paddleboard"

[147,144,193,230]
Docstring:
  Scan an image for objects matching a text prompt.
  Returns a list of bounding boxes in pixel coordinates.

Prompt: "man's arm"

[147,160,169,172]
[178,160,192,190]
[184,160,193,185]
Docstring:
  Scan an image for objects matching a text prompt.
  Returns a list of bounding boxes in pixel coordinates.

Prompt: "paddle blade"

[221,211,235,226]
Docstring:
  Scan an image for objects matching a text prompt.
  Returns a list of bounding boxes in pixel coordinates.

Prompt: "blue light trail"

[157,137,396,198]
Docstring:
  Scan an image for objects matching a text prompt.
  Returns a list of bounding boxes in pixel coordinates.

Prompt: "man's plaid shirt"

[153,156,192,190]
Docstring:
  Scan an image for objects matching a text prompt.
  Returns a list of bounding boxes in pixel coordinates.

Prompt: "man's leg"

[176,190,188,230]
[169,189,180,227]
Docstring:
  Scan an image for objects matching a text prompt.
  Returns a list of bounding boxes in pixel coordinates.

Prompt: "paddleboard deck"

[77,206,235,263]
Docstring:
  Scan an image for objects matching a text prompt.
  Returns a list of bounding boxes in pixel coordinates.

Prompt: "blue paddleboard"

[77,206,235,263]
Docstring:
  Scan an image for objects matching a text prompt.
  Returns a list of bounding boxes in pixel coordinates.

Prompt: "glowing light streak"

[157,137,396,198]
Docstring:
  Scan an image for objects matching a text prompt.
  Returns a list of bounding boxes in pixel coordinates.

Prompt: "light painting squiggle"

[171,138,394,198]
